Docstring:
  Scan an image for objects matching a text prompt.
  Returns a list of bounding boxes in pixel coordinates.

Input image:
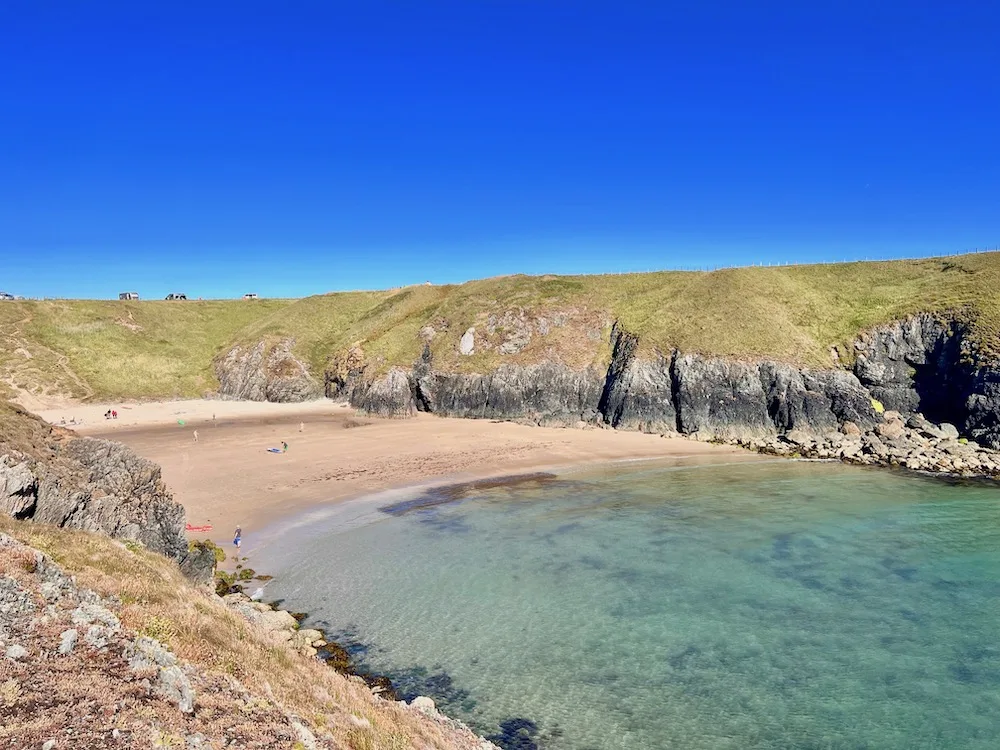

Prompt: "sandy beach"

[44,398,759,548]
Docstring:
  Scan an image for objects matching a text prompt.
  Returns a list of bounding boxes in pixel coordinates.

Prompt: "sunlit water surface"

[254,459,1000,749]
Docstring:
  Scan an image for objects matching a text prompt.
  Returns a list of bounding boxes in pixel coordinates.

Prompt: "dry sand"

[46,399,760,548]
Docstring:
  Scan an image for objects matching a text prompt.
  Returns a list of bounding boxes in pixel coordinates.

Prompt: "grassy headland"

[3,252,1000,402]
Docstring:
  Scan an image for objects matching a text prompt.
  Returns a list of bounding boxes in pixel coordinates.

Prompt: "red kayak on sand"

[185,523,213,532]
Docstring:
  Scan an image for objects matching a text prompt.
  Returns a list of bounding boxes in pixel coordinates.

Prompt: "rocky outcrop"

[215,339,321,402]
[852,313,1000,449]
[349,367,417,418]
[1,407,212,581]
[414,364,604,426]
[672,355,775,441]
[598,325,676,433]
[323,313,1000,474]
[741,410,1000,477]
[1,533,497,749]
[759,364,878,434]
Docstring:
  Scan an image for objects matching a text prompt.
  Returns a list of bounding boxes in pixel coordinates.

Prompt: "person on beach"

[233,526,242,550]
[282,441,288,452]
[299,422,304,433]
[112,410,117,419]
[193,430,199,443]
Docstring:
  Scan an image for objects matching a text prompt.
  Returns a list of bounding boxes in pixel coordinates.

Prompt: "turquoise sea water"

[255,459,1000,749]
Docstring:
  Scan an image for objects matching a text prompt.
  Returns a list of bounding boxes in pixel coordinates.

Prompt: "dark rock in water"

[215,339,321,402]
[361,674,398,701]
[486,717,540,750]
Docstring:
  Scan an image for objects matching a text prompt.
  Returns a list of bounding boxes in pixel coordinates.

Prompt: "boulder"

[875,420,906,440]
[862,435,889,458]
[215,339,321,403]
[0,460,37,518]
[257,610,299,632]
[782,429,814,447]
[938,422,960,439]
[842,421,862,436]
[410,696,438,715]
[459,328,475,356]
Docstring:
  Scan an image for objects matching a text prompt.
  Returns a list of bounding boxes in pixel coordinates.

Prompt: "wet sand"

[54,399,760,549]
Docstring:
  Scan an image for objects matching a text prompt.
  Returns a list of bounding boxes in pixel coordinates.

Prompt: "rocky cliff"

[215,338,321,402]
[852,313,1000,449]
[326,313,1000,464]
[0,402,212,581]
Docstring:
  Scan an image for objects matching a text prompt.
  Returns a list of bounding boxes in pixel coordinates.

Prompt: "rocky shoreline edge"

[713,408,1000,479]
[218,585,492,747]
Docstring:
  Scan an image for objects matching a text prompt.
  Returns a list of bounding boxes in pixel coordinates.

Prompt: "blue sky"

[1,1,998,299]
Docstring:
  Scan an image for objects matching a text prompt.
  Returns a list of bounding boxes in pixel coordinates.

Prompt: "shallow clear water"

[255,459,1000,749]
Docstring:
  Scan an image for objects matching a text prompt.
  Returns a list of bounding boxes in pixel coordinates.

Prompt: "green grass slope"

[3,252,999,402]
[0,299,291,401]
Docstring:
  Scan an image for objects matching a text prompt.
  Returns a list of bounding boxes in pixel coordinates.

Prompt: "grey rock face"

[350,368,417,418]
[964,366,1000,449]
[854,313,952,413]
[215,339,321,402]
[852,313,1000,448]
[332,314,1000,456]
[1,425,205,581]
[0,460,37,518]
[416,363,604,425]
[801,370,879,431]
[599,325,676,433]
[40,438,188,562]
[672,354,775,441]
[179,541,218,585]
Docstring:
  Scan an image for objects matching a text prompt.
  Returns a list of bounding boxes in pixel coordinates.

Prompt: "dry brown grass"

[0,517,486,749]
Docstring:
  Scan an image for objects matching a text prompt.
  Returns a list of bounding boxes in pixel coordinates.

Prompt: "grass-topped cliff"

[3,252,1000,402]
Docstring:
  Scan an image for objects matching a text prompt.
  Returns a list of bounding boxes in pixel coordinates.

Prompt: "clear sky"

[2,1,998,299]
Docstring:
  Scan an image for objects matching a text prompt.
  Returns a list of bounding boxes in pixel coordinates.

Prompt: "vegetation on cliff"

[0,518,492,748]
[2,252,1000,402]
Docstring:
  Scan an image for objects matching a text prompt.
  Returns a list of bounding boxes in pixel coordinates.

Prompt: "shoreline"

[59,398,758,546]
